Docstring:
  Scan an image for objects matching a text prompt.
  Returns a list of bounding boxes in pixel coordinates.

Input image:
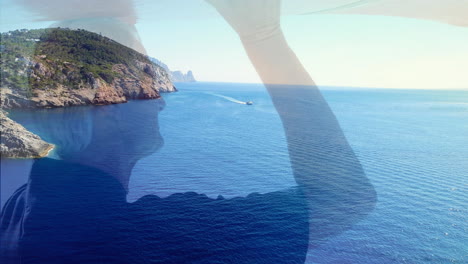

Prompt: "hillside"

[0,28,176,158]
[0,28,176,109]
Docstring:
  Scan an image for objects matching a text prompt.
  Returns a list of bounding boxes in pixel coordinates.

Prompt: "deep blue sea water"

[1,82,467,263]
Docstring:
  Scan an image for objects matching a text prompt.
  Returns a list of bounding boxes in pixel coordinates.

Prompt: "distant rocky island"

[0,28,178,158]
[150,58,196,83]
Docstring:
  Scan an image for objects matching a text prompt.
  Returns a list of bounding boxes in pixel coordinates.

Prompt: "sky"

[1,0,467,89]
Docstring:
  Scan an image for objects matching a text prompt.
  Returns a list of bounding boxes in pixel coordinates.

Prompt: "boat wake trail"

[205,93,248,105]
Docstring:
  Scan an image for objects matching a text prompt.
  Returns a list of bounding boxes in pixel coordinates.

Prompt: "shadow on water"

[1,86,376,263]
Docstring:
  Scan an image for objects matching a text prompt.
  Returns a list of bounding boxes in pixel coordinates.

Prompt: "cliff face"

[1,61,174,109]
[1,28,177,109]
[0,28,176,158]
[171,70,196,83]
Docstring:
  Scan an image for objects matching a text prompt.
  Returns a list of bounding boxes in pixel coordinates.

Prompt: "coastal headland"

[1,28,177,158]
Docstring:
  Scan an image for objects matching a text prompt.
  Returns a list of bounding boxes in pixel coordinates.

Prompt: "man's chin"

[136,135,164,158]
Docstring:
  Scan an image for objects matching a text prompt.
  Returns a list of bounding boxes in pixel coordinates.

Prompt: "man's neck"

[70,148,137,194]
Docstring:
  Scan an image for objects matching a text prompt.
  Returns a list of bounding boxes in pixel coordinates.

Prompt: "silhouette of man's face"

[89,100,165,161]
[119,100,165,159]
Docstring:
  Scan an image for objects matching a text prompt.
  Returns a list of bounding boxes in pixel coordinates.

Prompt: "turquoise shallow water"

[2,83,467,263]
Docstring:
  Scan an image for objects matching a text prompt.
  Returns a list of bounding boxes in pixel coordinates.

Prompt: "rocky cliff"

[0,28,176,158]
[171,70,196,83]
[0,110,54,158]
[150,57,196,83]
[1,28,177,109]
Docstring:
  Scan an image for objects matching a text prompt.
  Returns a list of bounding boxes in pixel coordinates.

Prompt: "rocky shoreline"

[0,110,55,159]
[0,60,177,159]
[1,61,177,110]
[1,28,178,158]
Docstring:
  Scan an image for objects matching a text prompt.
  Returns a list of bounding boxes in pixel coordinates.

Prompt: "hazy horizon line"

[186,81,468,91]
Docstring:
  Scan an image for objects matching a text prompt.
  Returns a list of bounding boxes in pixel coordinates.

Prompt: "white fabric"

[320,0,468,27]
[138,0,468,27]
[4,0,467,28]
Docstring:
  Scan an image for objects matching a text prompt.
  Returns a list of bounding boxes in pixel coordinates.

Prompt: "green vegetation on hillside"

[1,28,162,92]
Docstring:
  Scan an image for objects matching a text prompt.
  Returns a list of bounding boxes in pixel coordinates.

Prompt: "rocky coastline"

[1,60,177,109]
[0,28,177,159]
[0,110,55,159]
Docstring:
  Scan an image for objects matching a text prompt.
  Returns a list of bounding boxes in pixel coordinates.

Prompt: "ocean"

[1,82,467,263]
